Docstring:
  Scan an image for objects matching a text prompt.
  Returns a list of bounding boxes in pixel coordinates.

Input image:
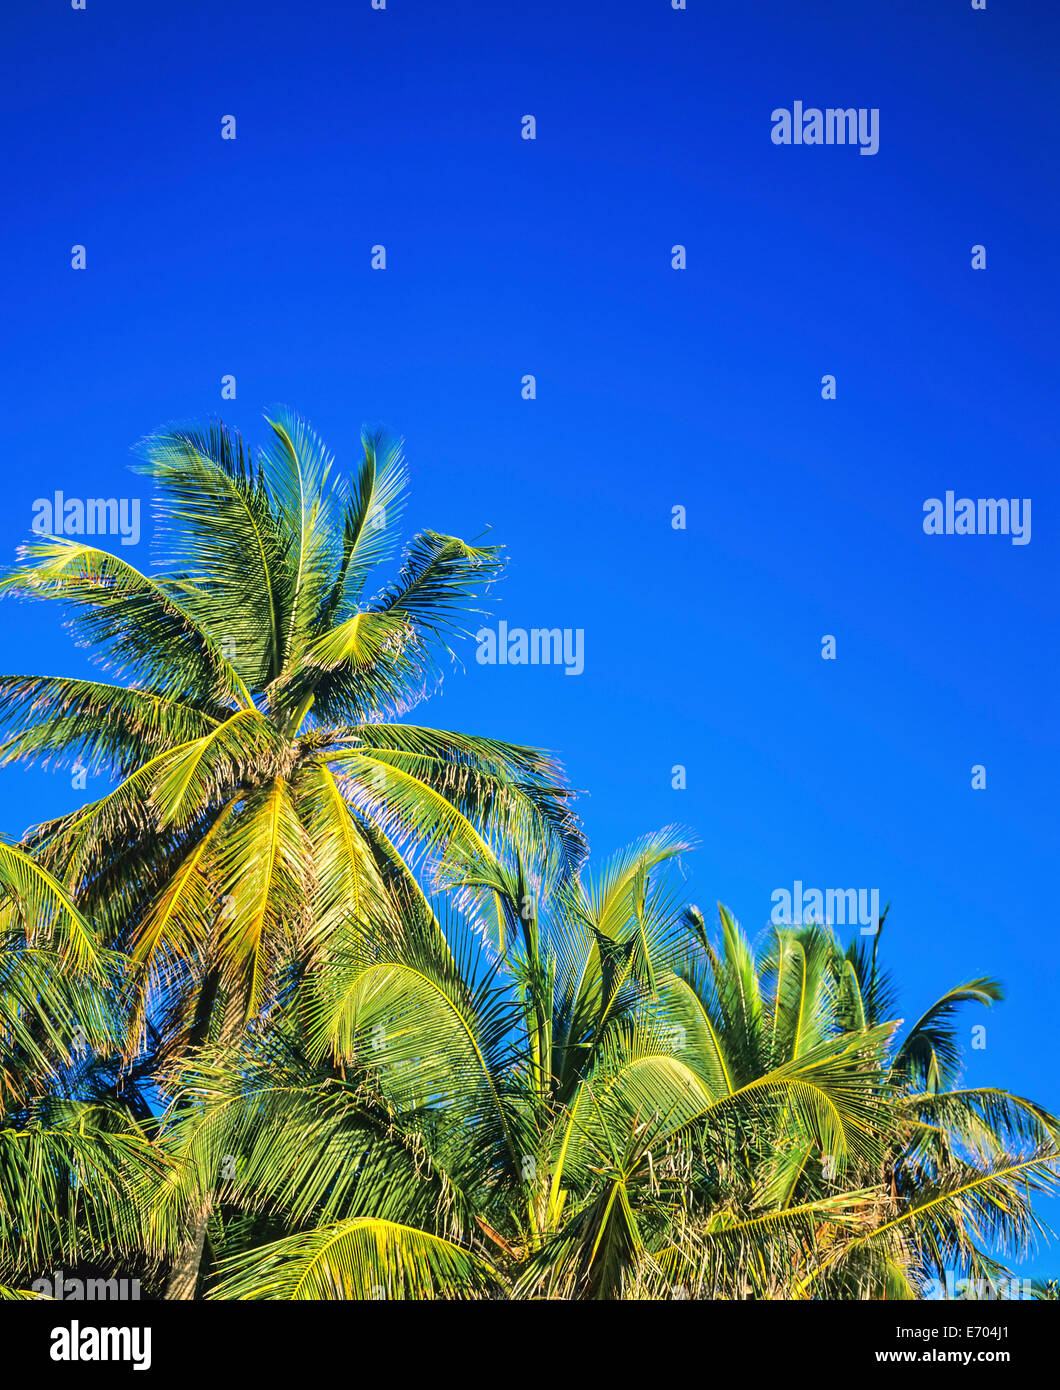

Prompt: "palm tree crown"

[0,411,584,1052]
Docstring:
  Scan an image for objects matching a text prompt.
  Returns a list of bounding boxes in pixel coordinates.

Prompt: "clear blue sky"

[2,0,1057,1275]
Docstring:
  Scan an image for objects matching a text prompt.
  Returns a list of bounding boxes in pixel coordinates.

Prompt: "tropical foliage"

[0,413,1055,1299]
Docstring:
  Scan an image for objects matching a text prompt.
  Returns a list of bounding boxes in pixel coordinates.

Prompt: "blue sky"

[2,0,1057,1275]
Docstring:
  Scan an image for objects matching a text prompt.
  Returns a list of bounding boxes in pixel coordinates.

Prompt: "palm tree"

[140,833,1019,1302]
[511,890,900,1298]
[6,802,1053,1299]
[801,925,1060,1298]
[0,841,169,1297]
[2,411,1054,1301]
[134,831,705,1299]
[648,910,1060,1299]
[0,410,585,1296]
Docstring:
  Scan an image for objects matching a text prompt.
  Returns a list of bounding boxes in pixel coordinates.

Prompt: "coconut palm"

[0,839,169,1297]
[0,411,585,1295]
[1,411,1055,1302]
[140,833,971,1302]
[512,894,899,1298]
[650,911,1060,1299]
[6,806,1054,1299]
[134,830,708,1299]
[800,926,1060,1298]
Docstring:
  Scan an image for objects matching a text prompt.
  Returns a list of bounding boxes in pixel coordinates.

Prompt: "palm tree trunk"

[163,1197,212,1300]
[164,958,245,1300]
